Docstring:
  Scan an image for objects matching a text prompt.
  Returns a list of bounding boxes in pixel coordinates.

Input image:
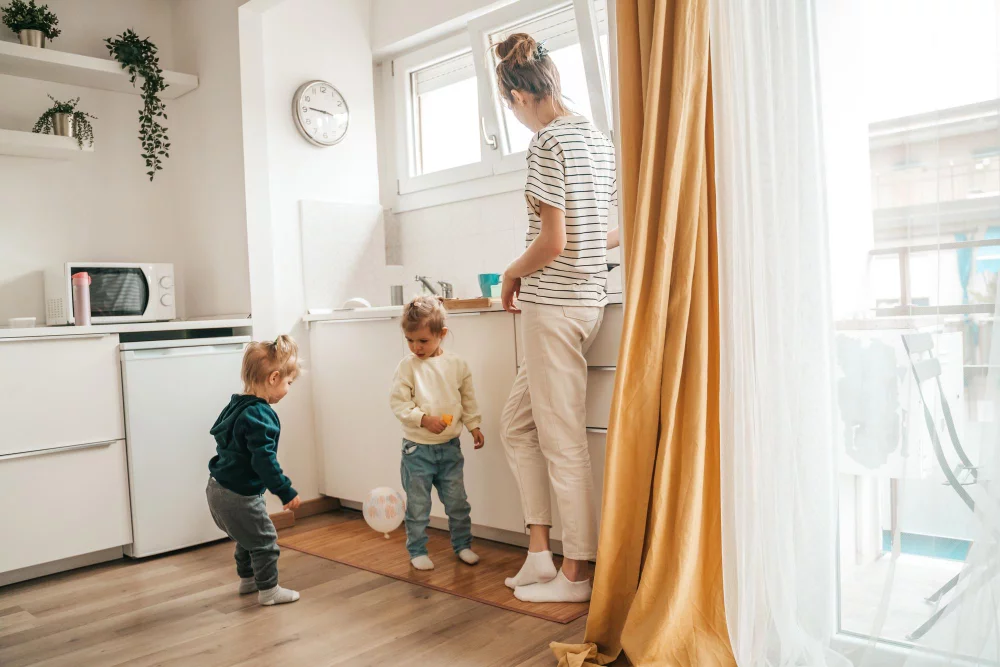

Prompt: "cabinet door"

[311,319,408,504]
[0,334,124,457]
[431,312,524,533]
[585,368,616,429]
[586,303,623,367]
[0,439,132,574]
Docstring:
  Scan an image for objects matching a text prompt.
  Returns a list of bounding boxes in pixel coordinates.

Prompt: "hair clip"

[535,41,549,60]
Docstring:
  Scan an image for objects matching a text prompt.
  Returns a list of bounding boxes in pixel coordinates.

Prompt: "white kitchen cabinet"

[585,368,616,430]
[0,439,132,574]
[311,317,408,504]
[586,303,623,367]
[0,334,123,457]
[429,312,523,534]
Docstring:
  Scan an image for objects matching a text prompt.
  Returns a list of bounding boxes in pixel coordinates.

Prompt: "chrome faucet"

[438,281,454,299]
[415,275,438,296]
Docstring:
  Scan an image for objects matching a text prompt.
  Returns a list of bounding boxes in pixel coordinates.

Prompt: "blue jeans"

[400,438,472,558]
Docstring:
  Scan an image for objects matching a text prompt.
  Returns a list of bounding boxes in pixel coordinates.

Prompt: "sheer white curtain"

[713,0,1000,664]
[710,1,849,664]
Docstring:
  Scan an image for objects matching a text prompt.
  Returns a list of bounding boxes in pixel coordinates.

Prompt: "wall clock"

[292,80,350,147]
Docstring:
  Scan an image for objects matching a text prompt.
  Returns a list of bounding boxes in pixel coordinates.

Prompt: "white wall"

[371,0,514,58]
[169,0,252,319]
[0,1,178,323]
[241,0,381,509]
[0,0,252,323]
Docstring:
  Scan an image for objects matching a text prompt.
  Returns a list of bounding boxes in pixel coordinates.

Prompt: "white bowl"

[8,317,36,329]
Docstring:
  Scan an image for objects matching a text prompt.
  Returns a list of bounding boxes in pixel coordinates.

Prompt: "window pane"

[410,53,481,176]
[489,5,594,155]
[834,0,1000,656]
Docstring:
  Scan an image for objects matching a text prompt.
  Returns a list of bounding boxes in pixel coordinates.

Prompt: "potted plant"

[32,96,96,149]
[1,0,60,48]
[105,29,169,181]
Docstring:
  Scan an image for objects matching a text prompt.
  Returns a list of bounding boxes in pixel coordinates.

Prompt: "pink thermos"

[72,272,92,326]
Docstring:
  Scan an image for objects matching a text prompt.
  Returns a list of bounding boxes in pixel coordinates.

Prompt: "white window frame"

[390,0,612,201]
[394,34,493,195]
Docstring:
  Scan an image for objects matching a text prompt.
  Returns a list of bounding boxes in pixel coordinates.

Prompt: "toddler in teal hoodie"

[207,335,301,606]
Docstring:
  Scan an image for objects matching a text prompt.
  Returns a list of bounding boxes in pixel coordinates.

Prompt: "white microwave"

[45,262,176,325]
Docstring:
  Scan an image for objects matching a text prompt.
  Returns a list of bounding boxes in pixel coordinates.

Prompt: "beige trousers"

[500,301,604,560]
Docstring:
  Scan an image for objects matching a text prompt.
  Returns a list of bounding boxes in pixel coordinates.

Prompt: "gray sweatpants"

[206,477,280,590]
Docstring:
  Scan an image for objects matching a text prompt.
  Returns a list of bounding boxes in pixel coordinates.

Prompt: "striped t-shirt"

[520,115,616,308]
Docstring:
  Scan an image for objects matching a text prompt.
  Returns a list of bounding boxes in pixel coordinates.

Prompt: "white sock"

[238,577,257,595]
[458,548,479,565]
[410,555,435,570]
[514,570,592,603]
[258,585,300,606]
[504,550,557,589]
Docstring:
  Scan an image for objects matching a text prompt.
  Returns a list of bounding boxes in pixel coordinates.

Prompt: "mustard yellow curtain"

[553,0,732,664]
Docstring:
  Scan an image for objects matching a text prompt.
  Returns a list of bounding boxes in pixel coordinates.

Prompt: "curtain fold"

[711,1,853,665]
[554,0,734,664]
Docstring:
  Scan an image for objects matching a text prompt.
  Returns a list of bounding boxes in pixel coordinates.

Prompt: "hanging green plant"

[32,96,96,149]
[1,0,61,41]
[104,29,170,181]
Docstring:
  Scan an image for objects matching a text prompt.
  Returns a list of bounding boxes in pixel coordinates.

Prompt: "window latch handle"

[481,117,498,151]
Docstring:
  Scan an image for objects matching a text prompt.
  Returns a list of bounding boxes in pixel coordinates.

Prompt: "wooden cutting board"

[442,298,493,310]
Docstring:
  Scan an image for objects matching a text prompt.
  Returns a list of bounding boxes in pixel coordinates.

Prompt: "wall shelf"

[0,129,93,161]
[0,41,198,99]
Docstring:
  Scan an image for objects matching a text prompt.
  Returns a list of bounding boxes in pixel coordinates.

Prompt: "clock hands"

[308,107,335,116]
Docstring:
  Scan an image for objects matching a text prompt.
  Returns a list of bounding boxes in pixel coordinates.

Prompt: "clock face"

[293,80,349,146]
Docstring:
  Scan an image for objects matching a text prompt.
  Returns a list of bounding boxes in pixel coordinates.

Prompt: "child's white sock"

[238,577,257,595]
[514,570,592,603]
[504,550,557,589]
[258,585,300,606]
[410,555,435,570]
[458,548,479,565]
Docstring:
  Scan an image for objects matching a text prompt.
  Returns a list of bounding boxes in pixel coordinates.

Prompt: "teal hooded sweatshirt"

[208,395,298,505]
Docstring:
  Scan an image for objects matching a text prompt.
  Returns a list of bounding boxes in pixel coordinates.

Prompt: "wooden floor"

[0,512,600,667]
[279,512,590,624]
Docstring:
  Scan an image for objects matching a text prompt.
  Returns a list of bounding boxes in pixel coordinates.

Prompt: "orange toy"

[441,414,454,426]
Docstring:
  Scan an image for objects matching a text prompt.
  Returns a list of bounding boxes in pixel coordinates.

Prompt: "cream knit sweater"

[389,351,482,444]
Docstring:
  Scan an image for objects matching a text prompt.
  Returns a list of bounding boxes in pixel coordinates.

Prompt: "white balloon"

[362,487,406,538]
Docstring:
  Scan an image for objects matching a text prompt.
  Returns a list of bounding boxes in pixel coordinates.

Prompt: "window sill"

[391,169,527,213]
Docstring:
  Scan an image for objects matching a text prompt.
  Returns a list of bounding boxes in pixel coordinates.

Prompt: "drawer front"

[0,439,132,574]
[586,304,623,367]
[0,335,124,457]
[586,368,616,430]
[517,305,623,369]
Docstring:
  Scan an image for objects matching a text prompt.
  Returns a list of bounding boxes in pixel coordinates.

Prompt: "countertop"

[303,295,623,324]
[0,317,253,340]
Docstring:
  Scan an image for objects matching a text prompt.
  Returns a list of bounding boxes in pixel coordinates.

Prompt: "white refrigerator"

[120,337,249,558]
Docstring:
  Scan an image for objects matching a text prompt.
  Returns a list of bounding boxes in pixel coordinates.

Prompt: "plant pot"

[17,29,46,48]
[52,113,74,138]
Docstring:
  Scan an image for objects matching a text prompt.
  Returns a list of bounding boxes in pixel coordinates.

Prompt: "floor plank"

[0,512,593,667]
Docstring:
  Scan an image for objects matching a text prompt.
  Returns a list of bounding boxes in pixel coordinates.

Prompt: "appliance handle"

[0,333,110,343]
[0,439,116,462]
[123,344,247,360]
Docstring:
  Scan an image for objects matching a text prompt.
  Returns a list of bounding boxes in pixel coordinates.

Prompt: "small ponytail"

[491,33,568,114]
[242,334,301,392]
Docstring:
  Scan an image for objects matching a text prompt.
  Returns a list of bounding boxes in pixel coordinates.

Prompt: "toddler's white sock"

[458,548,479,565]
[258,585,300,606]
[238,577,257,595]
[504,550,557,589]
[410,555,435,570]
[514,570,592,603]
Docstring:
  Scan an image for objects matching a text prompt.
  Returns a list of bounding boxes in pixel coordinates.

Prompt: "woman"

[496,33,619,604]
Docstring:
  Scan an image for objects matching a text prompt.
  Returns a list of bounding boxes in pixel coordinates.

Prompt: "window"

[391,0,611,197]
[410,53,481,176]
[487,5,595,155]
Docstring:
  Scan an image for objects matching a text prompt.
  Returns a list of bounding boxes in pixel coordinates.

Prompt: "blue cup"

[477,273,502,298]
